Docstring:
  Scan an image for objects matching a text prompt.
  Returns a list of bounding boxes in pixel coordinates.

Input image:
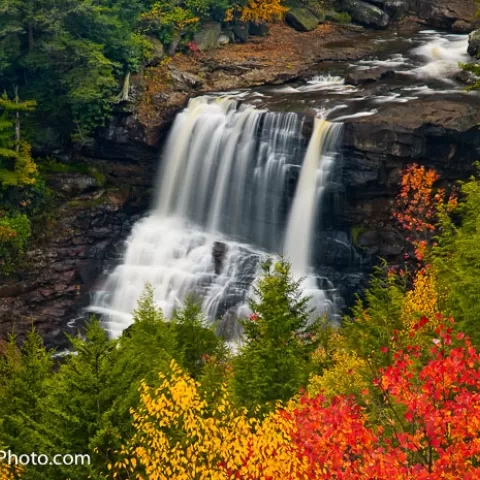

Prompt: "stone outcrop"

[286,8,322,32]
[347,1,390,29]
[342,96,480,228]
[194,22,222,51]
[413,0,478,31]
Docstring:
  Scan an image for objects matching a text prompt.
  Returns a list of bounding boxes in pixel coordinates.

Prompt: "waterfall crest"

[90,97,342,338]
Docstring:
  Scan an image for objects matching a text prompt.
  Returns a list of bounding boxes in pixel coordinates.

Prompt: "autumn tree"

[393,163,457,264]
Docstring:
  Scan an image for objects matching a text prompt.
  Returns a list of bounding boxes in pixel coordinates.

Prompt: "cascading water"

[90,96,341,338]
[284,118,343,277]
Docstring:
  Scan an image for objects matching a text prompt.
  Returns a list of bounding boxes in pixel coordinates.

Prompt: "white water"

[284,118,342,277]
[90,97,341,338]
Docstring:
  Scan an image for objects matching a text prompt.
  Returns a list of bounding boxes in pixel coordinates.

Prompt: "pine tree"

[232,259,316,410]
[0,330,52,477]
[172,296,219,380]
[39,318,115,480]
[0,93,37,186]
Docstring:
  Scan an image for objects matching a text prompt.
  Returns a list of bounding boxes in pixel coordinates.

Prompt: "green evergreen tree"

[432,176,480,342]
[39,318,115,480]
[0,330,52,477]
[232,259,316,411]
[172,296,219,380]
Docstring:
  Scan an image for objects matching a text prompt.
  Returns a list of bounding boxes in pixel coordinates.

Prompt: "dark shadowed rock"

[213,242,227,275]
[347,1,390,29]
[232,22,249,43]
[249,22,269,36]
[286,8,321,32]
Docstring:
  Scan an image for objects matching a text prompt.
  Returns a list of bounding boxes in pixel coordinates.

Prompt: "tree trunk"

[28,22,34,52]
[14,86,20,152]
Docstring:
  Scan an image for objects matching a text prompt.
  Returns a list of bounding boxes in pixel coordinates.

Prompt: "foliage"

[393,163,457,264]
[232,259,317,410]
[0,93,37,187]
[431,176,480,342]
[0,212,31,274]
[225,0,288,22]
[140,1,199,49]
[111,359,304,480]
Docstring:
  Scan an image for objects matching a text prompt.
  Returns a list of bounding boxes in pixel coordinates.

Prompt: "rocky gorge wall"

[1,1,480,348]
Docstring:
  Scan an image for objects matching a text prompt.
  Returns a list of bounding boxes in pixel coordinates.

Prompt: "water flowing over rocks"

[2,21,480,347]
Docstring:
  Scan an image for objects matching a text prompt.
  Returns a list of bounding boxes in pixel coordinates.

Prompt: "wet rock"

[213,242,227,275]
[249,22,269,36]
[345,66,395,85]
[347,1,390,29]
[194,22,222,51]
[286,8,321,32]
[455,69,478,86]
[452,20,474,34]
[468,30,480,57]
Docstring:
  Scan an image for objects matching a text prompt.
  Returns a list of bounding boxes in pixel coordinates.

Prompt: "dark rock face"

[347,1,390,29]
[342,97,480,230]
[0,188,146,350]
[286,8,321,32]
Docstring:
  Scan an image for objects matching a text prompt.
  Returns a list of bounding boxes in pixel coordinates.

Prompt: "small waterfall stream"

[90,97,341,338]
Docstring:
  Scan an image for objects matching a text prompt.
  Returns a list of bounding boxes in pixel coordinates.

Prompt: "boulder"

[468,30,480,57]
[286,8,321,32]
[414,0,477,30]
[347,1,390,29]
[452,20,474,34]
[366,0,409,20]
[193,22,222,51]
[455,69,479,86]
[249,22,269,36]
[325,11,351,23]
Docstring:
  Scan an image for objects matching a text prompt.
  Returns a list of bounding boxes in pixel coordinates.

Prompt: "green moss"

[39,158,106,186]
[351,225,367,245]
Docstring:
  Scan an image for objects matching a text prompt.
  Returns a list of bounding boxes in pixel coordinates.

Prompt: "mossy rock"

[286,8,323,32]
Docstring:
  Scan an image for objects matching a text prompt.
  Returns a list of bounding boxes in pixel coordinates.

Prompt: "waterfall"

[284,118,343,277]
[89,96,342,338]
